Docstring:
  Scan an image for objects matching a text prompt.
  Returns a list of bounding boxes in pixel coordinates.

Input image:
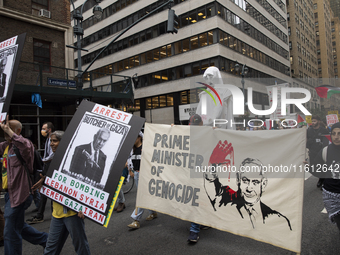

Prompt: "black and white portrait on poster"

[42,100,145,226]
[0,34,26,120]
[60,112,130,190]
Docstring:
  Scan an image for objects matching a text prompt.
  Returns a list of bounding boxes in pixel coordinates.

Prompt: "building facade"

[287,0,320,110]
[77,0,293,124]
[0,0,75,148]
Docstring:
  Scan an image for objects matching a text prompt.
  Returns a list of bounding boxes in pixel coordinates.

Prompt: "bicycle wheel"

[122,176,135,194]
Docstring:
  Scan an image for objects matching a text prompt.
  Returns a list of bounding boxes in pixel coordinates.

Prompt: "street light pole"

[67,0,103,90]
[235,62,248,110]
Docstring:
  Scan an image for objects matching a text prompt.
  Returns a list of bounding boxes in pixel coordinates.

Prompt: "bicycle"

[122,175,135,194]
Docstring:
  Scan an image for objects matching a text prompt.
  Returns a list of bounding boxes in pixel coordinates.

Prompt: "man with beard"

[307,115,329,188]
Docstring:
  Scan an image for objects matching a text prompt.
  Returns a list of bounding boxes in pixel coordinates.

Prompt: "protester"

[187,114,205,243]
[306,115,329,188]
[0,185,4,247]
[309,122,340,231]
[27,122,54,224]
[32,130,91,255]
[0,116,48,254]
[127,131,157,229]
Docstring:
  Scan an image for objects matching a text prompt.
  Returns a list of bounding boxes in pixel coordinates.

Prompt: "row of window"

[232,0,286,28]
[137,87,270,111]
[79,4,290,74]
[77,0,186,31]
[218,30,290,75]
[219,1,287,44]
[85,30,214,79]
[85,28,289,82]
[145,93,174,109]
[216,6,288,58]
[80,2,212,49]
[112,56,282,90]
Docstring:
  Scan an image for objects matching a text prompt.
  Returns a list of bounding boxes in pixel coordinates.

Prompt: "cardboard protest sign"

[42,100,144,226]
[326,114,339,126]
[137,123,305,253]
[0,33,26,121]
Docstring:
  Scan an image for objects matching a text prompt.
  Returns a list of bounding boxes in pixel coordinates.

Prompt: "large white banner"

[137,123,306,253]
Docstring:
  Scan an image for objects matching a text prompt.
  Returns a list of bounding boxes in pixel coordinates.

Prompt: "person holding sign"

[0,116,48,255]
[127,131,158,229]
[69,127,110,186]
[32,131,91,255]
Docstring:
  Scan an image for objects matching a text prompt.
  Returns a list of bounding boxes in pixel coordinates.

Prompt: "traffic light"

[167,9,178,34]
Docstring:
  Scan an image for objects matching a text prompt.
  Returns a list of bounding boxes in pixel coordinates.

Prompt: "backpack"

[12,146,43,194]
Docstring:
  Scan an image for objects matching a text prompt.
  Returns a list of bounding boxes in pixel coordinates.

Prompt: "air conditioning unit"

[39,9,51,18]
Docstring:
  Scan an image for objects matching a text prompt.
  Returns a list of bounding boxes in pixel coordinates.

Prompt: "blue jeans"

[44,214,91,255]
[33,190,41,208]
[190,222,200,233]
[131,171,154,221]
[4,193,48,255]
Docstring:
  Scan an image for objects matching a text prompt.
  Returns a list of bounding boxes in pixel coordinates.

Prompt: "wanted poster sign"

[42,100,145,226]
[0,33,26,120]
[137,124,306,252]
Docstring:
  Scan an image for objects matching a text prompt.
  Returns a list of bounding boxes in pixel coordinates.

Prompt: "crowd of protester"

[0,111,339,254]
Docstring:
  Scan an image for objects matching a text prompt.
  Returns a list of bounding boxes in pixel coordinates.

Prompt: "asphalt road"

[1,175,339,255]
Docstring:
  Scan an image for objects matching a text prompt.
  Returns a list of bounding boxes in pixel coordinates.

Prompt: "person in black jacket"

[309,122,340,230]
[306,115,329,188]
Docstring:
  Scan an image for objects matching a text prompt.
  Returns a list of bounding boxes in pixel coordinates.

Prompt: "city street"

[1,174,339,255]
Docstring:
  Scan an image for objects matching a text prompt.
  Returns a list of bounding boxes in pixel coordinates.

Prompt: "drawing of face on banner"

[59,112,131,190]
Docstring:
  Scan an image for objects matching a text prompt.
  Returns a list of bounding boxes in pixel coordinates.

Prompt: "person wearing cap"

[189,114,203,126]
[127,131,158,229]
[309,122,340,231]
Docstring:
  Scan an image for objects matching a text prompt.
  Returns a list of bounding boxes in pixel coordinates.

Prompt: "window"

[288,27,291,35]
[33,39,51,72]
[313,3,317,9]
[32,0,49,11]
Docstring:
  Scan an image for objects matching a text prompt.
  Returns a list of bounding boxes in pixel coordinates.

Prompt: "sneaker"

[116,203,126,213]
[127,220,140,229]
[146,212,157,221]
[187,231,199,243]
[26,216,44,224]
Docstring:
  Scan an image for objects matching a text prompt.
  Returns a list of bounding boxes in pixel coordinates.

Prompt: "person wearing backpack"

[0,116,48,254]
[310,122,340,231]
